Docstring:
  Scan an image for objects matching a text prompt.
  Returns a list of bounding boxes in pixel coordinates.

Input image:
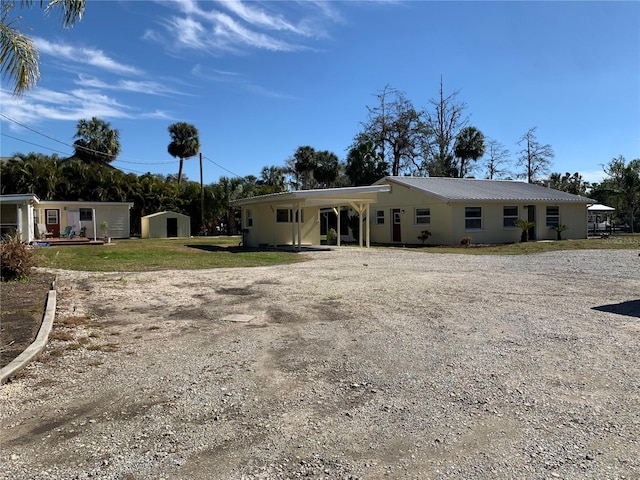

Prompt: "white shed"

[141,211,191,238]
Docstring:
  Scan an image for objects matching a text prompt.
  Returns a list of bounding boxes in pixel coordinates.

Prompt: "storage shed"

[141,211,191,239]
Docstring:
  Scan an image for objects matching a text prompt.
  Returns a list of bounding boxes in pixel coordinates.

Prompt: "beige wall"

[141,212,191,238]
[242,205,320,247]
[370,182,589,245]
[36,202,131,239]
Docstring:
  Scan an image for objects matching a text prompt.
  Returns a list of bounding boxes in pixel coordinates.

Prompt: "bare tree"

[423,77,468,177]
[484,138,512,179]
[516,127,554,183]
[357,85,428,176]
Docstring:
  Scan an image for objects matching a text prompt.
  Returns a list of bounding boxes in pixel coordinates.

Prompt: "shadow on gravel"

[186,244,332,253]
[593,299,640,318]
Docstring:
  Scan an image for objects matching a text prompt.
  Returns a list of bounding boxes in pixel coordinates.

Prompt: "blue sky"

[1,0,638,185]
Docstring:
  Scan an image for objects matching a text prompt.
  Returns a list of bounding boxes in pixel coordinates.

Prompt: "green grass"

[33,236,306,272]
[403,234,640,255]
[31,234,640,272]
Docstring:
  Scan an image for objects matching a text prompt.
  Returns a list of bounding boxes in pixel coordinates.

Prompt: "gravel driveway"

[1,248,638,479]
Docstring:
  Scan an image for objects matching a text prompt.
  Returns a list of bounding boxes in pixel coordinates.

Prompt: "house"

[370,177,594,244]
[141,211,191,238]
[231,177,594,248]
[0,194,134,243]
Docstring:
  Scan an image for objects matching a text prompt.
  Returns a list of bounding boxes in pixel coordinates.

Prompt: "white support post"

[296,204,302,251]
[366,203,371,248]
[336,207,341,247]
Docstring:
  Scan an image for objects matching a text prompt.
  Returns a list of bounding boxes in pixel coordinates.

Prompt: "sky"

[1,0,639,186]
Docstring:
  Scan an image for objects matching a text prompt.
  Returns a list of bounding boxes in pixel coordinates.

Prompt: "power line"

[203,155,242,178]
[0,133,72,156]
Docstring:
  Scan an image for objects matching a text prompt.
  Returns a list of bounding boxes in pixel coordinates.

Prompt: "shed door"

[167,218,178,238]
[391,208,401,242]
[45,209,60,237]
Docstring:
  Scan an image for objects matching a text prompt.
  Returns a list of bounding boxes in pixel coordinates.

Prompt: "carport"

[231,185,391,250]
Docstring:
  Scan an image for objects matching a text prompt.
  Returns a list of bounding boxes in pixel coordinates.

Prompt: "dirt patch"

[0,272,55,368]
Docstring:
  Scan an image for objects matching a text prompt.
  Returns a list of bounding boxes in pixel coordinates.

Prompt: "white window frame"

[246,209,253,228]
[46,209,58,224]
[375,209,385,226]
[546,206,560,228]
[415,207,431,225]
[79,208,93,222]
[465,206,482,230]
[503,206,519,228]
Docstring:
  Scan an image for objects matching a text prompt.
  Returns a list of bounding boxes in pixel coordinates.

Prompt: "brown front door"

[45,209,60,237]
[392,208,401,242]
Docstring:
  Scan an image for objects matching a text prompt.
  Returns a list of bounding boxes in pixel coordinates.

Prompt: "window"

[276,208,289,223]
[503,206,518,228]
[376,210,385,225]
[46,209,58,224]
[415,208,431,225]
[246,209,253,228]
[79,208,93,221]
[276,208,304,223]
[465,206,482,230]
[546,206,560,227]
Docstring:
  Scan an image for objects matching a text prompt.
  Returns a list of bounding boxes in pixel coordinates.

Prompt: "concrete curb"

[0,277,57,384]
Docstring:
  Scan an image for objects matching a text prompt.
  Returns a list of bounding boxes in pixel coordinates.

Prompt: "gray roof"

[375,177,595,203]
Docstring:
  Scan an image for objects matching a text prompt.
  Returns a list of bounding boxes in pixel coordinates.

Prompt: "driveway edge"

[0,277,57,384]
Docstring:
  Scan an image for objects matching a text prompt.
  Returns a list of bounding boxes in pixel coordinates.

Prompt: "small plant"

[0,234,35,280]
[326,227,337,245]
[551,224,568,240]
[515,220,535,242]
[460,236,472,246]
[100,220,109,238]
[418,230,432,244]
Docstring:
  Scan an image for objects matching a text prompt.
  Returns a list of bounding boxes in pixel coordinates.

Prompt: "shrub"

[418,230,432,244]
[0,234,35,280]
[460,236,472,246]
[327,228,337,245]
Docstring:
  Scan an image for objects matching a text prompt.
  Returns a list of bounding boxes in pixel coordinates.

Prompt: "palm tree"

[292,146,316,190]
[1,0,85,96]
[515,219,535,242]
[73,117,121,164]
[167,122,200,185]
[454,126,486,178]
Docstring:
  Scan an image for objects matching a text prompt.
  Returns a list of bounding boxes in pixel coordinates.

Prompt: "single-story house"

[231,177,595,248]
[370,176,594,244]
[0,194,133,243]
[141,211,191,238]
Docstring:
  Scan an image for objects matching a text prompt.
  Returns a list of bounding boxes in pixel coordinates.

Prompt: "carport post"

[366,203,370,248]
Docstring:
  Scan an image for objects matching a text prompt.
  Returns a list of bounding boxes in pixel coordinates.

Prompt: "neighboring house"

[231,185,392,249]
[141,211,191,238]
[0,194,133,242]
[231,177,594,248]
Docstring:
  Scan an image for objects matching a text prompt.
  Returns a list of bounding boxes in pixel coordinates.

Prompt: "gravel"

[1,247,639,479]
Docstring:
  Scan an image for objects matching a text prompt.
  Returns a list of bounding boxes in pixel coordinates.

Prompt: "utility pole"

[200,152,205,234]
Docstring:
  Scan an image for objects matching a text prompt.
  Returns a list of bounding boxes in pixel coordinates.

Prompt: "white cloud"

[579,169,607,184]
[34,38,142,76]
[74,74,186,96]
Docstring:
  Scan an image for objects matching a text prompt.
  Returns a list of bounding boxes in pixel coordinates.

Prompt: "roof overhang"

[0,193,40,205]
[231,185,391,209]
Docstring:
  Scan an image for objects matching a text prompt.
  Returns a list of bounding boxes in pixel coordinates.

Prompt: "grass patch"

[66,343,82,350]
[59,316,90,327]
[33,237,305,272]
[86,343,119,352]
[401,235,640,255]
[49,331,73,341]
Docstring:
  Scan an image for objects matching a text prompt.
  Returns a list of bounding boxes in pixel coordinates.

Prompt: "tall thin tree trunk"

[178,158,184,185]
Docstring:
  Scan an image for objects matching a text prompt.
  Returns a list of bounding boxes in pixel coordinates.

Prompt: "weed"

[48,348,64,357]
[66,343,82,350]
[59,316,90,327]
[0,234,35,280]
[88,332,100,338]
[148,325,161,331]
[49,331,74,341]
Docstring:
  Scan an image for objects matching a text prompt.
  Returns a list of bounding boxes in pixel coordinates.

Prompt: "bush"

[0,234,35,280]
[460,236,472,246]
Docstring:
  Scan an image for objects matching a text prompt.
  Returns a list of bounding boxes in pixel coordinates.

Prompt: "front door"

[527,205,536,240]
[45,209,60,237]
[392,208,401,242]
[167,218,178,238]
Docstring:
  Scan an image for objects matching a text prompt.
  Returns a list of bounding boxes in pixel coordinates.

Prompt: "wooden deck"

[33,237,105,246]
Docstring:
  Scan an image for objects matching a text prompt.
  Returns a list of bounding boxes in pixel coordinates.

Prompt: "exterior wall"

[369,182,454,245]
[242,205,319,247]
[141,212,191,238]
[370,182,590,244]
[0,201,35,242]
[36,202,132,239]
